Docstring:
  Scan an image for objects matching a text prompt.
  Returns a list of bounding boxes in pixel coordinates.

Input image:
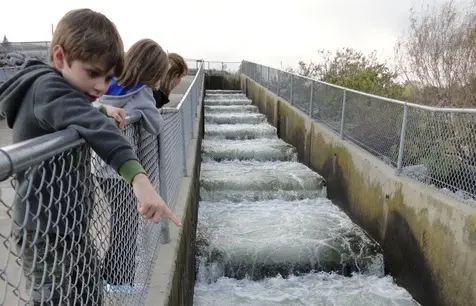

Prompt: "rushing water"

[194,90,420,305]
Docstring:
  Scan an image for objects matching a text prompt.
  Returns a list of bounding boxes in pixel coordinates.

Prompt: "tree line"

[287,0,476,108]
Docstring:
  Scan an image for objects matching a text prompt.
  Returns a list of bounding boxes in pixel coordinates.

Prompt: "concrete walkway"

[168,75,194,107]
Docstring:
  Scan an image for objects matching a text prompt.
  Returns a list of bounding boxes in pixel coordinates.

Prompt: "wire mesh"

[343,91,404,167]
[242,60,476,205]
[291,75,312,115]
[0,62,205,305]
[311,81,344,133]
[401,109,476,201]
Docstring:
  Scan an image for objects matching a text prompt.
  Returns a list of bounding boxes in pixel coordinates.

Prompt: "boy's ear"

[52,45,66,70]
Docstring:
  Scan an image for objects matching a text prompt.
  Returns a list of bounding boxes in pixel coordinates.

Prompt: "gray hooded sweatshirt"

[91,85,163,185]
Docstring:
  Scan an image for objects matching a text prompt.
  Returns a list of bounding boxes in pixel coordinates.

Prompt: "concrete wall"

[241,75,476,306]
[205,73,241,90]
[145,89,204,306]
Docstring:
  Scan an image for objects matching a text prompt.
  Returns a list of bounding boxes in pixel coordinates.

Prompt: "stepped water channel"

[194,90,421,305]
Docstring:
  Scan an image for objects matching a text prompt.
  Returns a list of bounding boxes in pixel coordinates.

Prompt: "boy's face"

[52,45,115,102]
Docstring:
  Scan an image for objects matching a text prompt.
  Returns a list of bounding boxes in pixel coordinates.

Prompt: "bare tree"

[395,0,476,107]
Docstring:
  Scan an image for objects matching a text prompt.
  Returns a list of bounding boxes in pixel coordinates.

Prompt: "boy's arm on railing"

[31,75,180,225]
[32,73,144,177]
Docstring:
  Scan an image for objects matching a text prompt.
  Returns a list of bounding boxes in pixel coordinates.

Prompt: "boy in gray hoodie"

[0,9,180,306]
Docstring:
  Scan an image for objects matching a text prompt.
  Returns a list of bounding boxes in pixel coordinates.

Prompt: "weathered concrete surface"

[240,75,476,306]
[144,85,204,306]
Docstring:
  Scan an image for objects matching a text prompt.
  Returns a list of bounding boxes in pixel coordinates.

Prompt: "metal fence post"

[309,81,314,116]
[261,65,265,85]
[190,92,195,140]
[396,104,409,175]
[340,90,347,139]
[290,74,293,105]
[192,85,197,139]
[180,107,188,176]
[277,71,281,96]
[267,66,270,89]
[194,76,199,118]
[158,131,170,244]
[258,65,261,85]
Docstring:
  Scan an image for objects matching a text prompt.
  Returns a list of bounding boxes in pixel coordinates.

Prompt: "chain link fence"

[242,61,476,205]
[0,62,204,305]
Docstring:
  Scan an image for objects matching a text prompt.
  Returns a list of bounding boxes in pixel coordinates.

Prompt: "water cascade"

[194,90,420,306]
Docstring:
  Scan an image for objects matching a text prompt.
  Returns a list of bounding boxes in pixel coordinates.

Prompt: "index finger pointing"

[164,207,182,228]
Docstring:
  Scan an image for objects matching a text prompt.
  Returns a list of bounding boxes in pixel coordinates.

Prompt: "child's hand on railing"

[103,105,126,129]
[131,173,182,228]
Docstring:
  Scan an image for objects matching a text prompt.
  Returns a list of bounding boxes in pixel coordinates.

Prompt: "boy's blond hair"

[117,39,169,88]
[49,8,125,77]
[159,53,189,96]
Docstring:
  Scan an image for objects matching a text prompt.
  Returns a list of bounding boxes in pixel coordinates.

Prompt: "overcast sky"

[0,0,449,69]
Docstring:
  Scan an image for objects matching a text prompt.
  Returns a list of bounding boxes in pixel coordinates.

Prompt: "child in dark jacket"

[153,53,188,108]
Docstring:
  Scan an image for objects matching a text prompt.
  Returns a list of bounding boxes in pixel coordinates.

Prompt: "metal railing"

[0,62,204,305]
[242,61,476,204]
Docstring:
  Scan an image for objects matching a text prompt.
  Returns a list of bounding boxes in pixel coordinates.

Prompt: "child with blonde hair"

[94,38,170,293]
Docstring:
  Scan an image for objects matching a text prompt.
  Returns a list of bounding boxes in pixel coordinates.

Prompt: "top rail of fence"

[242,60,476,113]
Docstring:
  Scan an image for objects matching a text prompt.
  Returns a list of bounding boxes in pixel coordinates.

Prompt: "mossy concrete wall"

[145,88,204,306]
[241,75,476,306]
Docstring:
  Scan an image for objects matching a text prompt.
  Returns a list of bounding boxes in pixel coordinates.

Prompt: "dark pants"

[97,177,139,286]
[15,229,103,306]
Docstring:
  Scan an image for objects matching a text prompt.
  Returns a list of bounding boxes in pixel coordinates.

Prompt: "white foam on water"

[205,105,259,113]
[200,160,325,193]
[194,273,421,306]
[204,113,267,124]
[205,93,248,100]
[205,123,277,140]
[204,99,252,106]
[201,139,298,162]
[196,198,383,281]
